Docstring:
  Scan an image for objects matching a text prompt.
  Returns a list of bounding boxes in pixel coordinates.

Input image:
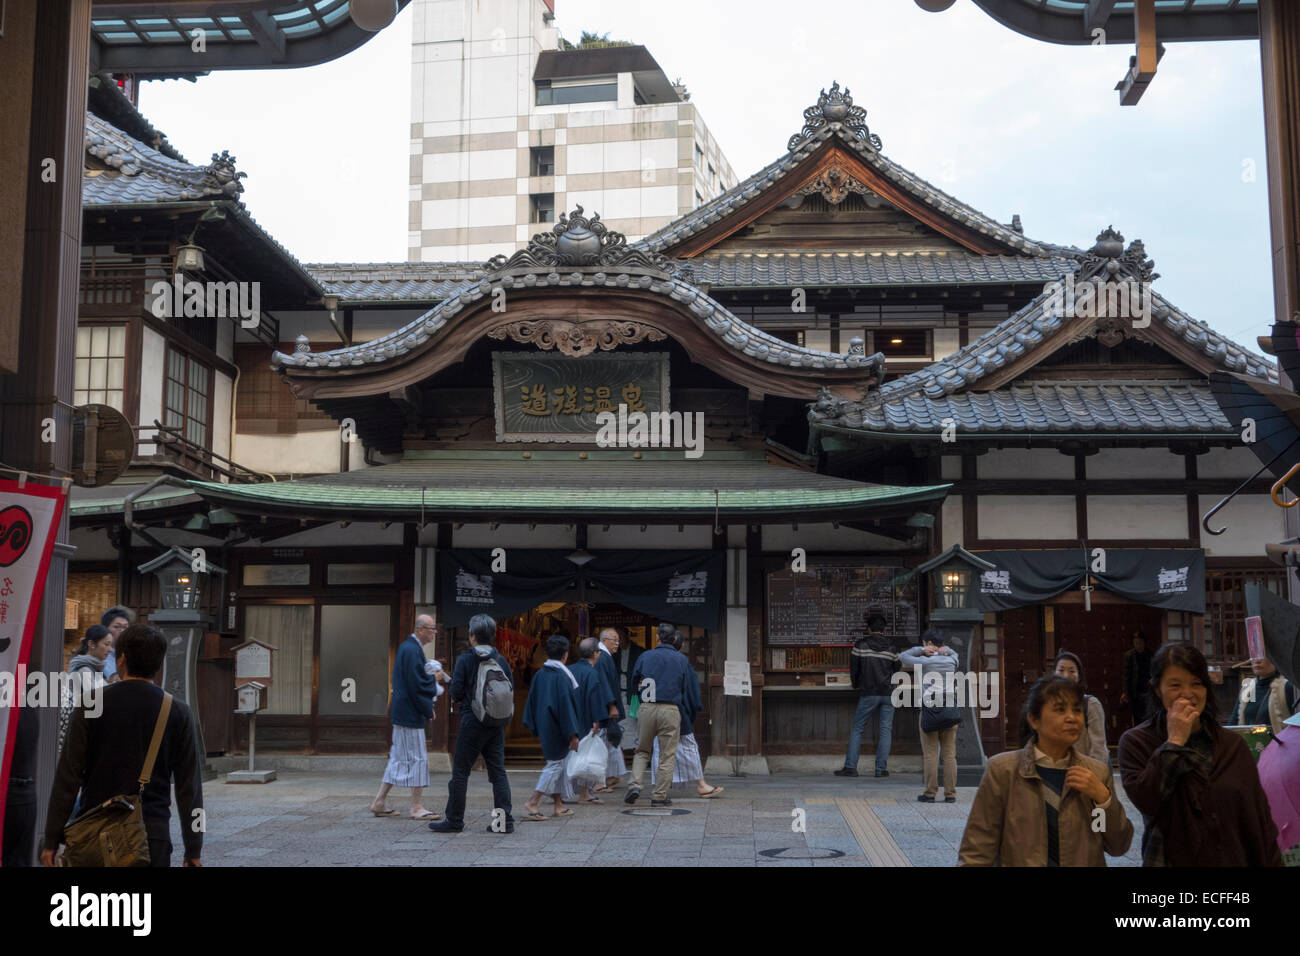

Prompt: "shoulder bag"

[62,693,172,867]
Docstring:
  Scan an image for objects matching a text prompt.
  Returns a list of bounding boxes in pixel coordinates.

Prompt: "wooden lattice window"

[1203,567,1288,663]
[164,346,210,447]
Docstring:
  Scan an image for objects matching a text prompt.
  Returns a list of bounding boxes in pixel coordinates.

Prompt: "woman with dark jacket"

[959,675,1132,866]
[1117,643,1282,867]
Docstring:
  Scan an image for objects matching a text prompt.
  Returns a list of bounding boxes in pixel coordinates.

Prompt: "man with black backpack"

[431,614,516,834]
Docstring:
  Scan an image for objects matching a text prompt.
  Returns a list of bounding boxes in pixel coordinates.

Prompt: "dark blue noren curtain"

[973,549,1205,614]
[439,549,575,627]
[584,550,724,629]
[438,549,725,628]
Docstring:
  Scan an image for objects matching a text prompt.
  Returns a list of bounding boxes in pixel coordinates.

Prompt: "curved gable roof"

[639,94,1047,259]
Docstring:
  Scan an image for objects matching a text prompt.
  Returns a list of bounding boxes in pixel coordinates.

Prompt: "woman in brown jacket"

[959,675,1133,866]
[1117,643,1282,867]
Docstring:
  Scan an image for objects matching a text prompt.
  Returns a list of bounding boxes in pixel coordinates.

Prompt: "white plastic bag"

[565,731,606,786]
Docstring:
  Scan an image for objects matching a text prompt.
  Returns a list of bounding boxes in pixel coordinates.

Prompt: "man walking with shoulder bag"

[42,624,203,867]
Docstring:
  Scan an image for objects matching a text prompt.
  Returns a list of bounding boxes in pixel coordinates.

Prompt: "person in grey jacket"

[899,630,960,803]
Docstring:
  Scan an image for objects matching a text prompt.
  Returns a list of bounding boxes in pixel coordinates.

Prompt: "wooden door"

[1054,603,1164,748]
[1000,607,1043,752]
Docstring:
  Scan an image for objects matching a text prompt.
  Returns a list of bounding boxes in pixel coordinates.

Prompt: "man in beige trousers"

[625,624,700,807]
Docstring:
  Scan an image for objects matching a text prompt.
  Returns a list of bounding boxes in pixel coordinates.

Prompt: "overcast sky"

[138,0,1271,351]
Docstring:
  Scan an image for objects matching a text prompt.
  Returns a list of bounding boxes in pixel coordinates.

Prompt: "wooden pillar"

[0,0,92,854]
[1261,0,1300,336]
[1259,1,1300,607]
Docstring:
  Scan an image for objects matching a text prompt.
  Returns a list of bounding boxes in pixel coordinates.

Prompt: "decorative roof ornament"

[486,205,692,280]
[1075,225,1160,285]
[198,150,246,198]
[487,319,667,357]
[796,165,873,205]
[788,81,882,153]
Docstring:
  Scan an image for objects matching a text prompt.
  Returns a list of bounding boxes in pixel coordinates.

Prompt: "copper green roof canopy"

[90,0,412,76]
[188,450,951,523]
[969,0,1259,43]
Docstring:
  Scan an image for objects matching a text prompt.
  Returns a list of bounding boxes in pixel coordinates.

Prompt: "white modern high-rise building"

[409,0,736,262]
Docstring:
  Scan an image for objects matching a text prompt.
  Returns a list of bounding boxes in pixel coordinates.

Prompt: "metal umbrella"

[1208,371,1300,498]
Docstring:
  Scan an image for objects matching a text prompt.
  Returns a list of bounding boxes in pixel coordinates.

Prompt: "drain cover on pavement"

[758,847,846,860]
[620,808,692,816]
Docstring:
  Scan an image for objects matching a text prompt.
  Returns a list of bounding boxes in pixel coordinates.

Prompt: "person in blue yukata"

[370,614,448,819]
[522,634,584,820]
[570,637,618,804]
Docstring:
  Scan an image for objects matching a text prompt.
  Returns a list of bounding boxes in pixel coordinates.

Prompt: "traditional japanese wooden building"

[69,81,1283,768]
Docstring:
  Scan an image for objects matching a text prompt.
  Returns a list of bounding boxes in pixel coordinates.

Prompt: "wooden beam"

[1117,0,1161,105]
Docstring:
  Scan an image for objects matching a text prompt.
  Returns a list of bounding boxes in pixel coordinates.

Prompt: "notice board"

[766,564,920,645]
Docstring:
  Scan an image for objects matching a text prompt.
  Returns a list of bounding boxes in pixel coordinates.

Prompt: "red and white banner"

[0,478,66,864]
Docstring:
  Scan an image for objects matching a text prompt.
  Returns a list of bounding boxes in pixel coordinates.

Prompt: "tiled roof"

[273,266,883,374]
[191,451,950,517]
[297,250,1070,303]
[83,112,232,205]
[826,380,1234,435]
[811,277,1277,436]
[304,262,485,303]
[691,250,1074,288]
[639,122,1047,257]
[876,285,1273,404]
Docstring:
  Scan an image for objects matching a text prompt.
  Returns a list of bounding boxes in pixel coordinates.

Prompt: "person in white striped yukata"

[371,614,449,819]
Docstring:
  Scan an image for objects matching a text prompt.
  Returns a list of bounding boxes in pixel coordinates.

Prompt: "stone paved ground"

[176,770,1146,867]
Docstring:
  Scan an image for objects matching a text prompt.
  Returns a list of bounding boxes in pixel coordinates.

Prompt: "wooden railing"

[79,261,281,346]
[134,421,266,484]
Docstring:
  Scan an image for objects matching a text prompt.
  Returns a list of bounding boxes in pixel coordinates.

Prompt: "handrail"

[133,421,274,483]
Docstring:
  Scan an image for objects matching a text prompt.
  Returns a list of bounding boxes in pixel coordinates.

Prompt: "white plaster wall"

[212,371,232,462]
[933,328,961,360]
[233,431,340,476]
[588,525,713,549]
[1087,495,1187,539]
[1087,448,1185,480]
[940,456,962,480]
[940,497,964,551]
[236,522,405,548]
[138,326,165,454]
[761,522,913,552]
[1198,494,1286,556]
[978,495,1076,538]
[978,448,1074,480]
[1198,446,1267,479]
[453,523,577,549]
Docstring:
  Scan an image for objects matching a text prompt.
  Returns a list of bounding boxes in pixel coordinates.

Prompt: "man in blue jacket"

[371,614,447,819]
[626,623,700,807]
